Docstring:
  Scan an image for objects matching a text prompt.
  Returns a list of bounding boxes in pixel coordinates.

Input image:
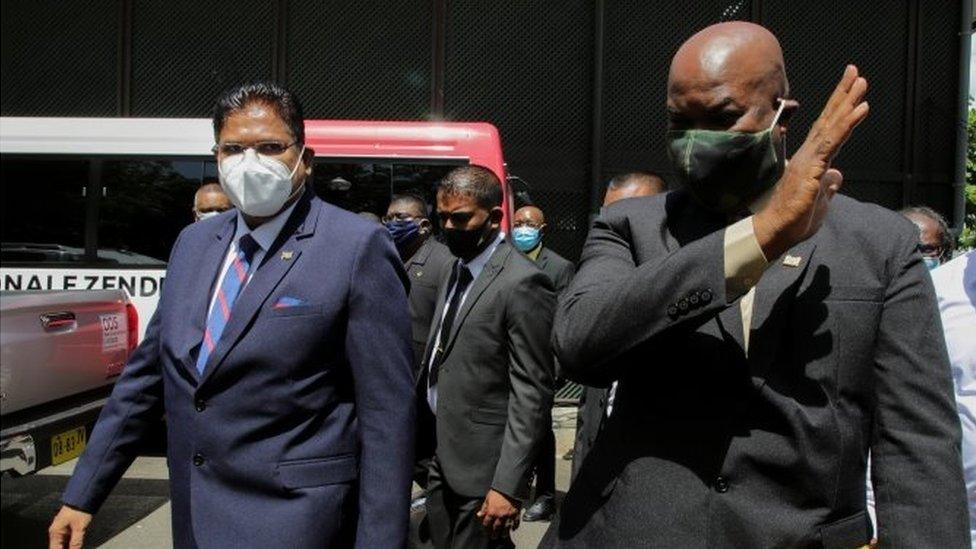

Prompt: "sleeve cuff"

[724,216,769,300]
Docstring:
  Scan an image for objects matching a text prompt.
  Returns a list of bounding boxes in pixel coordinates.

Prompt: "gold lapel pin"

[281,251,294,261]
[782,255,802,267]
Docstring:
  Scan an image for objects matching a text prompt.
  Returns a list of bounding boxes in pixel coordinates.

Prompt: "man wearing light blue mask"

[900,206,954,271]
[510,205,573,524]
[512,205,574,294]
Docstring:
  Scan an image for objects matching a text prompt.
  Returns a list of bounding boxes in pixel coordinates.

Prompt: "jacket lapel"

[198,194,319,386]
[417,258,457,387]
[442,243,509,353]
[747,239,817,379]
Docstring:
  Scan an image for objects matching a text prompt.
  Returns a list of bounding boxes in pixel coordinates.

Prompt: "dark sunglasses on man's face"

[917,243,942,257]
[212,141,297,156]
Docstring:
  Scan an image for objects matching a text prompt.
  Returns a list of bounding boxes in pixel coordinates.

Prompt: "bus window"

[311,161,458,230]
[1,159,88,263]
[99,160,205,265]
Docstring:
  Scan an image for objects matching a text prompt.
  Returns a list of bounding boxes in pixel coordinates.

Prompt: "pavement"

[1,407,578,548]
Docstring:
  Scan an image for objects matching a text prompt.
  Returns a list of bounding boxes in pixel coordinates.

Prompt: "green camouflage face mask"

[666,100,786,214]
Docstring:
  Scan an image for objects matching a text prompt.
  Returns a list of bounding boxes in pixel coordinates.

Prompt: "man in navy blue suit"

[48,82,416,549]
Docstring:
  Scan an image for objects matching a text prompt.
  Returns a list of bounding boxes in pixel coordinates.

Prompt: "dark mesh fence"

[130,1,275,117]
[287,0,430,120]
[0,1,964,260]
[445,0,594,261]
[1,1,119,116]
[600,0,748,183]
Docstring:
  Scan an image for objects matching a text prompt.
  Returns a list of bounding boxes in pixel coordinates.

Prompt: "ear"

[776,98,800,134]
[301,146,315,176]
[539,223,548,236]
[419,218,432,234]
[489,206,505,226]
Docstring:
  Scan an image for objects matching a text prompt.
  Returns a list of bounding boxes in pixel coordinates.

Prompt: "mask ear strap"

[289,144,307,177]
[768,98,787,132]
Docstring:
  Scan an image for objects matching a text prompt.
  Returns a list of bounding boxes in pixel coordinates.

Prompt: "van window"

[0,157,213,266]
[311,161,459,228]
[1,159,88,259]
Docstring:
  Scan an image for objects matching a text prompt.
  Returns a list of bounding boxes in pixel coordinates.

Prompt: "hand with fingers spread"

[476,488,521,539]
[48,505,92,549]
[754,64,870,259]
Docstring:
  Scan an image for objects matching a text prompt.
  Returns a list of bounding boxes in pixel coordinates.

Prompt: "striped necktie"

[196,234,259,374]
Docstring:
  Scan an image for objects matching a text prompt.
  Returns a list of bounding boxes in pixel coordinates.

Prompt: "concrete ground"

[0,407,578,548]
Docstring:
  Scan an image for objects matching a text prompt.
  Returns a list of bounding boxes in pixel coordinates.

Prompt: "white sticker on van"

[100,313,126,353]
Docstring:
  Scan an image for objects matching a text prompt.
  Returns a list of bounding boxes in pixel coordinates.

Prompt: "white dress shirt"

[427,233,504,412]
[932,251,976,540]
[206,200,299,318]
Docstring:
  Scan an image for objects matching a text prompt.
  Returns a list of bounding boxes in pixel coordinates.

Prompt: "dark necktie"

[196,234,259,374]
[429,263,473,386]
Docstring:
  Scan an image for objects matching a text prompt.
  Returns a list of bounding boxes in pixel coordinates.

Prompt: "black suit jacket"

[420,240,556,501]
[544,191,970,548]
[405,237,455,370]
[536,246,575,294]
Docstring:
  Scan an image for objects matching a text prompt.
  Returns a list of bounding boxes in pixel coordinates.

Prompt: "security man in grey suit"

[421,165,556,548]
[384,194,455,370]
[570,172,667,483]
[543,22,970,548]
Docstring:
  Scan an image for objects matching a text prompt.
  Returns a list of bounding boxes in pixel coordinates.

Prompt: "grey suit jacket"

[536,246,575,294]
[405,237,455,370]
[421,240,556,501]
[544,190,970,548]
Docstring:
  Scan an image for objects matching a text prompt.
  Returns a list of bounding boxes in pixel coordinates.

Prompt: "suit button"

[714,476,729,493]
[677,298,689,312]
[193,453,205,467]
[688,293,700,306]
[667,305,679,319]
[195,399,206,412]
[700,289,713,303]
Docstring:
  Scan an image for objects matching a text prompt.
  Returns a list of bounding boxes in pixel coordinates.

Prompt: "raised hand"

[754,64,869,259]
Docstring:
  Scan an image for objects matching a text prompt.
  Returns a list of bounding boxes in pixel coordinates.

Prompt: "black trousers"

[531,427,556,498]
[426,458,515,549]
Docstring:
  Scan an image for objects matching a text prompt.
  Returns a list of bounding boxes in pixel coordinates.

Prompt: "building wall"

[1,0,962,260]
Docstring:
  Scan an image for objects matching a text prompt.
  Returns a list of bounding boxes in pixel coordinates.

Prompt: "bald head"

[514,205,545,226]
[193,182,232,221]
[604,172,666,206]
[668,22,791,134]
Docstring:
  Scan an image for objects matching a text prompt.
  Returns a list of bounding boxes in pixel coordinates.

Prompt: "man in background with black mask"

[542,22,969,547]
[420,165,555,548]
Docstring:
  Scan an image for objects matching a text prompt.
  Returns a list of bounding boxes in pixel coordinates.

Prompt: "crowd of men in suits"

[48,20,973,549]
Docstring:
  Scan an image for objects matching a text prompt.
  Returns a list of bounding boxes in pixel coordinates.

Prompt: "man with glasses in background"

[49,81,416,549]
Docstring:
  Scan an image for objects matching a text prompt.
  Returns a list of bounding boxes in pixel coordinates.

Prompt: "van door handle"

[40,311,76,330]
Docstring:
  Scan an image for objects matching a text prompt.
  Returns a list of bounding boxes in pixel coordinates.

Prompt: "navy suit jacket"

[63,191,416,549]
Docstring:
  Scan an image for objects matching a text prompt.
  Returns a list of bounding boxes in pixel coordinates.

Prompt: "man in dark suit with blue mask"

[49,82,416,549]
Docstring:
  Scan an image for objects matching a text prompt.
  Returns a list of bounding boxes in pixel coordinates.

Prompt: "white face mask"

[218,145,305,217]
[195,210,221,222]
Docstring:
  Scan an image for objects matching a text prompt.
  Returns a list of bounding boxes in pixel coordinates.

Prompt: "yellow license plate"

[51,426,87,466]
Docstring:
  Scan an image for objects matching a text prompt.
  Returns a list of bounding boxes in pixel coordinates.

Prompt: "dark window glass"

[1,159,87,261]
[99,160,210,264]
[311,161,458,231]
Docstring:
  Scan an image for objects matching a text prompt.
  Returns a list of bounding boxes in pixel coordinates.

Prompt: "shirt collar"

[527,243,543,261]
[232,199,300,253]
[460,232,504,281]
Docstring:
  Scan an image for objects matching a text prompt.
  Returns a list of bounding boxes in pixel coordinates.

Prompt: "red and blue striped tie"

[196,234,259,374]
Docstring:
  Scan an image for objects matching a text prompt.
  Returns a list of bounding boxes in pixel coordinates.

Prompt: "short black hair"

[900,206,955,260]
[438,165,503,210]
[390,194,428,218]
[212,81,305,144]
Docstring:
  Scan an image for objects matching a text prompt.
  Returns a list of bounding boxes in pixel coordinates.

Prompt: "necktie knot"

[238,234,259,262]
[456,264,473,290]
